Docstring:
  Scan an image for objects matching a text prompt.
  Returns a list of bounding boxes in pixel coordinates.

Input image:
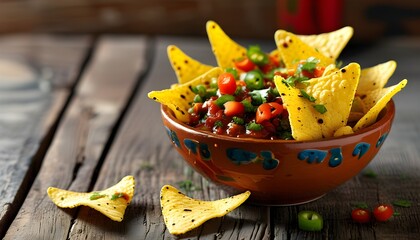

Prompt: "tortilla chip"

[206,20,247,69]
[353,79,407,131]
[322,64,339,77]
[274,30,335,69]
[357,60,397,95]
[148,67,223,122]
[334,126,354,137]
[298,26,354,60]
[47,176,135,222]
[351,95,367,113]
[167,45,214,84]
[160,185,250,235]
[274,63,360,141]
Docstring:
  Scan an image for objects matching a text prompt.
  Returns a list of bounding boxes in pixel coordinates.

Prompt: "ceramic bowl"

[160,100,395,205]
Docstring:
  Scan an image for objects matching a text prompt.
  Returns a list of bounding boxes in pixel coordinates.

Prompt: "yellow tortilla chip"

[351,95,367,114]
[322,64,339,77]
[167,45,214,84]
[357,60,397,95]
[160,185,250,235]
[274,63,360,141]
[353,79,407,131]
[148,67,223,122]
[334,126,354,137]
[206,20,247,68]
[274,30,335,69]
[47,176,135,222]
[298,26,354,60]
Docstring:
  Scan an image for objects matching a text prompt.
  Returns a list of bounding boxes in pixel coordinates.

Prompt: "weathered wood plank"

[272,37,420,239]
[0,35,90,237]
[67,37,270,239]
[3,36,150,240]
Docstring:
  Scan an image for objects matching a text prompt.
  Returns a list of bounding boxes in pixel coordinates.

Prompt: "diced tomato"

[218,72,237,95]
[224,101,245,117]
[207,101,221,115]
[256,103,272,124]
[314,66,325,78]
[261,55,280,73]
[226,123,245,137]
[234,57,256,72]
[192,102,204,114]
[269,102,284,117]
[256,102,284,124]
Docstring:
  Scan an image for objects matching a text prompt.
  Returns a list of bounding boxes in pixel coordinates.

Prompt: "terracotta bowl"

[160,100,395,205]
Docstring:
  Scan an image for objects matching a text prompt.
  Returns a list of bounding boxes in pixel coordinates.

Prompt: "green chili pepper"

[193,94,202,103]
[215,94,235,107]
[247,45,269,66]
[241,99,256,112]
[225,67,239,79]
[298,211,323,231]
[244,70,264,90]
[232,116,244,125]
[246,122,263,131]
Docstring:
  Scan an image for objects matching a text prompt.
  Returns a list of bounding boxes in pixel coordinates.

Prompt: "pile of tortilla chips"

[148,20,407,141]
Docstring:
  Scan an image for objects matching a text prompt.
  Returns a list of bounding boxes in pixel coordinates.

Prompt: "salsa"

[187,45,325,139]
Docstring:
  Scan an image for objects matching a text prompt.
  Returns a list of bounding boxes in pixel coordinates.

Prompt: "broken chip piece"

[160,185,251,235]
[47,175,135,222]
[167,45,213,84]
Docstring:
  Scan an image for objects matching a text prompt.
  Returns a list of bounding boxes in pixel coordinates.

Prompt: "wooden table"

[0,34,419,240]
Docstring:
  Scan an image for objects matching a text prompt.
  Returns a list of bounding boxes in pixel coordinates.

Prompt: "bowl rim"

[161,99,395,144]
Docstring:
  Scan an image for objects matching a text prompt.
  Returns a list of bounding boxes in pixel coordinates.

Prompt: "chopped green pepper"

[244,70,264,90]
[298,210,323,231]
[215,94,235,107]
[247,45,269,66]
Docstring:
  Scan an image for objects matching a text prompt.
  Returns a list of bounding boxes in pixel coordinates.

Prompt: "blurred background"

[0,0,418,43]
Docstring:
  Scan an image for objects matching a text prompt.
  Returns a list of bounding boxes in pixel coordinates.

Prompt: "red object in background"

[277,0,343,34]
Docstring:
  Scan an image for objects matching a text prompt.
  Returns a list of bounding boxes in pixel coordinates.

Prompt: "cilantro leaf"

[298,57,320,73]
[393,199,412,208]
[300,89,316,102]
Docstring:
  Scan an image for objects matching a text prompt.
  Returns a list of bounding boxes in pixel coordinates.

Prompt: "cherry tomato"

[217,73,237,95]
[373,204,394,222]
[223,101,245,117]
[256,102,284,124]
[234,57,256,72]
[351,208,371,223]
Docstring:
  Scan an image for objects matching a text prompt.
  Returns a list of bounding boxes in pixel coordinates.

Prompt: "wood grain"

[0,35,90,237]
[3,36,150,240]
